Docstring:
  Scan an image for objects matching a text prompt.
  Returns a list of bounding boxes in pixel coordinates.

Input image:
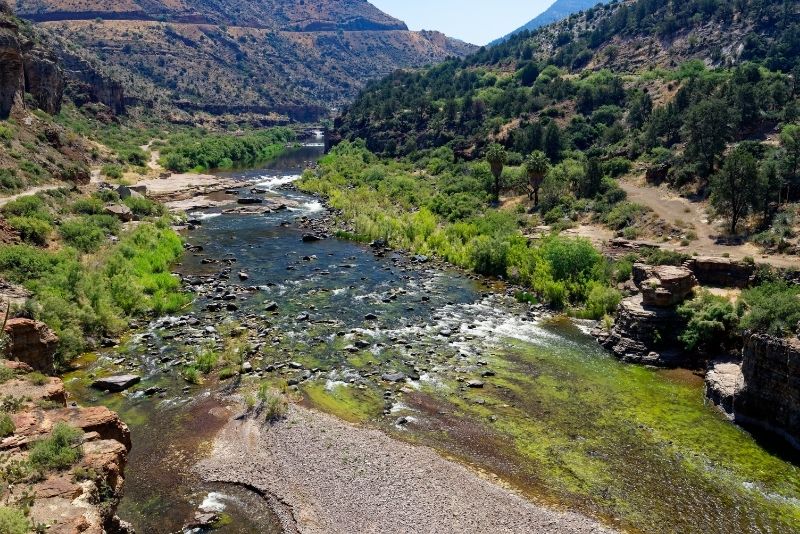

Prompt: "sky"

[369,0,554,45]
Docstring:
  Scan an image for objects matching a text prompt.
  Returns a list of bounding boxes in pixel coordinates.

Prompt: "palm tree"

[485,143,507,203]
[525,151,550,207]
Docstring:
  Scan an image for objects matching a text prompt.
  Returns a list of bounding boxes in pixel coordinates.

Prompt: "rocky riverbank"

[1,320,131,533]
[196,404,615,534]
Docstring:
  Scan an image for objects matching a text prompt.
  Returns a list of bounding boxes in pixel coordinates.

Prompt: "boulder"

[237,197,263,205]
[105,203,134,222]
[634,263,697,307]
[3,318,58,373]
[302,233,321,242]
[704,360,744,420]
[91,375,141,393]
[116,185,145,199]
[381,372,405,383]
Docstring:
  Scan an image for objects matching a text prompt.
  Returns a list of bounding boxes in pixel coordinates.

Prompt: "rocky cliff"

[11,0,475,122]
[707,334,800,449]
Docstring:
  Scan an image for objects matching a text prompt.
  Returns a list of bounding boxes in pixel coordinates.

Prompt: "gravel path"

[196,405,614,534]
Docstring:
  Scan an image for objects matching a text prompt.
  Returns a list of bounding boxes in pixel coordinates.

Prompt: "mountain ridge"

[490,0,604,45]
[12,0,475,122]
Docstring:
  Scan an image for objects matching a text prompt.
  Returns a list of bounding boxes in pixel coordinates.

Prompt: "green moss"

[302,382,383,423]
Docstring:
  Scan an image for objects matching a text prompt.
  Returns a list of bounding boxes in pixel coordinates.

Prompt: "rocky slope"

[1,319,131,533]
[12,0,476,122]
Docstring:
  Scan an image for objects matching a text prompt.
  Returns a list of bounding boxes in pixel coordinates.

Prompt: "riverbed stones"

[302,233,322,242]
[237,197,263,205]
[381,372,406,383]
[91,375,141,392]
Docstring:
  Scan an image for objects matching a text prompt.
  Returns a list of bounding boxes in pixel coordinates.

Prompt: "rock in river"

[237,198,263,205]
[302,233,322,242]
[382,372,406,383]
[91,375,141,392]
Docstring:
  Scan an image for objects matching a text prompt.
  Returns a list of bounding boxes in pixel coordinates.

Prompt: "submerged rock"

[91,375,141,392]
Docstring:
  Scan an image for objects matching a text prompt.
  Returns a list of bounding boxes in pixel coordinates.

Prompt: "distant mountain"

[490,0,605,45]
[11,0,476,122]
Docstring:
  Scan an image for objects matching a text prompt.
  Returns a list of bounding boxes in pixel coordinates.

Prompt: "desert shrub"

[19,160,45,179]
[1,195,50,220]
[101,164,123,179]
[28,422,83,470]
[27,372,48,386]
[0,413,15,437]
[640,248,690,266]
[258,384,288,422]
[93,189,120,203]
[123,196,164,217]
[604,202,647,230]
[0,169,22,192]
[59,216,119,252]
[678,291,741,351]
[741,282,800,337]
[0,124,13,141]
[71,197,105,215]
[0,507,29,534]
[7,216,52,245]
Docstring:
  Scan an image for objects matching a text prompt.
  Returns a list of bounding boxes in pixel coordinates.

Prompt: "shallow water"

[65,144,800,533]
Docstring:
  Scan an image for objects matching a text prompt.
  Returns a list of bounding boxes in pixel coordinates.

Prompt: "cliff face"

[711,334,800,449]
[11,0,475,122]
[0,8,25,118]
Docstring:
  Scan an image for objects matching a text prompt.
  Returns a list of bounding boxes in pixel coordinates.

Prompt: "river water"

[65,143,800,533]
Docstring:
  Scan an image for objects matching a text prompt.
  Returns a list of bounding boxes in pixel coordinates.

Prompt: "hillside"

[13,0,476,123]
[334,0,800,253]
[490,0,604,45]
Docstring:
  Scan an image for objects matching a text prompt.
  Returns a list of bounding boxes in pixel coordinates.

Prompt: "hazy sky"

[370,1,554,45]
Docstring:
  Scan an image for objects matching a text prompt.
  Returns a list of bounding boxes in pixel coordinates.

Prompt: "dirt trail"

[197,405,615,534]
[620,178,799,269]
[0,184,70,207]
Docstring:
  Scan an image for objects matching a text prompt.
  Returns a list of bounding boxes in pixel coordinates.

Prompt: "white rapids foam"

[199,492,227,513]
[187,212,221,221]
[255,174,301,190]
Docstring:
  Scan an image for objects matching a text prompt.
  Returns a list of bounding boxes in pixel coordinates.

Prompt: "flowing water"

[65,144,800,533]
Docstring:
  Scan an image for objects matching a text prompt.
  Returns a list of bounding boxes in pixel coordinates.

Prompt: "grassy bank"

[300,140,624,317]
[0,189,188,366]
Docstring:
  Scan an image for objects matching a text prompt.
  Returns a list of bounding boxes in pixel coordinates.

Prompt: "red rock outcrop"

[4,317,59,373]
[634,263,697,307]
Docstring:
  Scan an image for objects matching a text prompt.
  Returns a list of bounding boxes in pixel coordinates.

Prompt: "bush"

[27,372,48,386]
[640,248,690,266]
[101,164,124,179]
[0,169,22,192]
[1,195,49,219]
[468,235,509,276]
[7,216,52,245]
[741,282,800,337]
[258,384,288,422]
[123,196,164,217]
[0,412,15,437]
[71,197,105,215]
[678,291,740,351]
[28,422,83,470]
[195,346,219,375]
[59,216,118,252]
[582,283,622,319]
[0,507,29,534]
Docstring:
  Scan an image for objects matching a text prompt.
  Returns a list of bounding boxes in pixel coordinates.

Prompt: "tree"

[710,146,761,234]
[524,151,550,206]
[682,98,735,177]
[780,123,800,199]
[485,143,507,203]
[544,122,562,162]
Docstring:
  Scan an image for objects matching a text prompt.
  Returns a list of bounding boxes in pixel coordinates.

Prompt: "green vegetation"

[678,291,742,351]
[0,413,14,438]
[0,507,29,534]
[159,128,294,172]
[0,220,187,364]
[28,423,83,471]
[257,384,288,422]
[741,281,800,337]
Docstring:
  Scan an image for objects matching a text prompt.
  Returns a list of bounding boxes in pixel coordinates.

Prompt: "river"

[65,143,800,533]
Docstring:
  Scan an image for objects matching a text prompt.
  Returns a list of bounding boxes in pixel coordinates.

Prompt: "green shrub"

[468,235,509,276]
[678,291,741,351]
[258,384,288,422]
[183,366,201,384]
[7,216,52,245]
[59,217,115,252]
[123,196,164,217]
[71,197,105,215]
[19,160,45,179]
[195,346,219,375]
[27,372,48,386]
[93,189,120,203]
[0,169,22,192]
[1,195,50,219]
[101,164,123,179]
[582,283,622,320]
[741,282,800,337]
[0,507,29,534]
[0,124,13,141]
[28,422,83,471]
[640,248,690,266]
[0,413,15,437]
[604,202,647,230]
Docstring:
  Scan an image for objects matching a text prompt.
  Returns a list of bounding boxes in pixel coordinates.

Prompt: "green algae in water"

[303,382,383,423]
[438,331,800,533]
